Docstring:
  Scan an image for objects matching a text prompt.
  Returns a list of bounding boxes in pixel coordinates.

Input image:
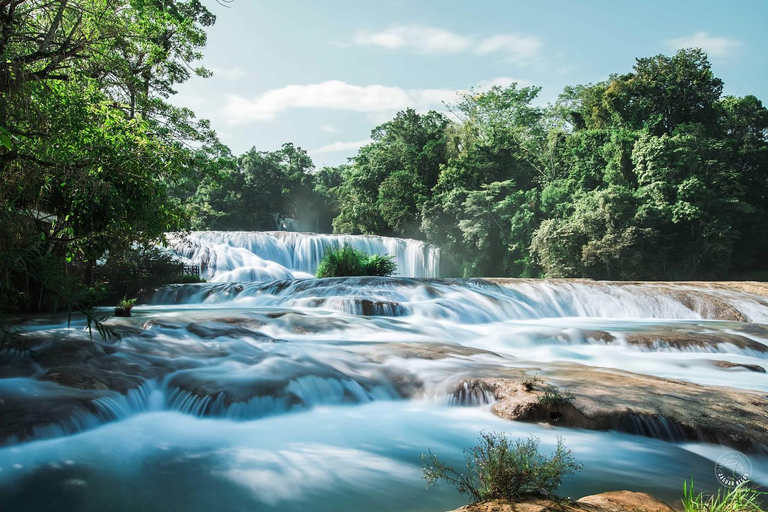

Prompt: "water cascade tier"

[165,231,441,281]
[2,278,768,511]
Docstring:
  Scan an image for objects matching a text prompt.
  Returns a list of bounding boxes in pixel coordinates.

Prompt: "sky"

[173,0,768,168]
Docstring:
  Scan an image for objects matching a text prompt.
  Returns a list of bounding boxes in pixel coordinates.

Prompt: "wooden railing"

[181,265,201,277]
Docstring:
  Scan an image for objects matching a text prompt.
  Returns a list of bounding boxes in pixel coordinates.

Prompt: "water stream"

[2,232,768,511]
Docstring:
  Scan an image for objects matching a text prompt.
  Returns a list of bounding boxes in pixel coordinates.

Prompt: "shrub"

[117,296,137,311]
[315,245,397,278]
[682,480,765,512]
[537,385,575,407]
[421,432,581,503]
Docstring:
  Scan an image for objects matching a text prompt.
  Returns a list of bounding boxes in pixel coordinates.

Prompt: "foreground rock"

[449,491,676,512]
[455,365,768,453]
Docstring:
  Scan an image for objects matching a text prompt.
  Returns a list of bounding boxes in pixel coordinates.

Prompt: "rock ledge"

[448,490,676,512]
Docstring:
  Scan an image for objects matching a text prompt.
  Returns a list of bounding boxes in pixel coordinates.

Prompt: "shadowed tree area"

[0,0,229,313]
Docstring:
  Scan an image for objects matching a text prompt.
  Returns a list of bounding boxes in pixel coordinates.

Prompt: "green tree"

[333,108,449,237]
[0,0,223,312]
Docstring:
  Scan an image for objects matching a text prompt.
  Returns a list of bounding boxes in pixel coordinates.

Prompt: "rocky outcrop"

[448,491,676,512]
[456,365,768,453]
[577,491,677,511]
[623,331,767,353]
[579,328,768,353]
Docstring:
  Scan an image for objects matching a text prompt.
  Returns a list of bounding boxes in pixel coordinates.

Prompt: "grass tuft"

[682,479,766,512]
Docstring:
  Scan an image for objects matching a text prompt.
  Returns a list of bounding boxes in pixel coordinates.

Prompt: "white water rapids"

[2,232,768,511]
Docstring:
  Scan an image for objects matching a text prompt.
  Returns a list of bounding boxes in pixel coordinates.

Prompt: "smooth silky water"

[2,232,768,511]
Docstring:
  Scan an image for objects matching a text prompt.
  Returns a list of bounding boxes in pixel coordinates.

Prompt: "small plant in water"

[682,479,766,512]
[537,385,576,407]
[421,432,581,504]
[115,296,137,317]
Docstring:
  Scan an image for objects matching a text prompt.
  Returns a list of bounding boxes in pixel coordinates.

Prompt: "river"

[1,232,767,511]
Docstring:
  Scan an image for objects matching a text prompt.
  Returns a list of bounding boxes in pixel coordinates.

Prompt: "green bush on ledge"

[316,245,397,278]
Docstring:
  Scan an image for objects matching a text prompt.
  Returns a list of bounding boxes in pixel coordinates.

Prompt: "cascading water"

[165,231,441,281]
[2,275,768,511]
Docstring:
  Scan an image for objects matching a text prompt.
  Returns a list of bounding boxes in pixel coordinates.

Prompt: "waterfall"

[165,231,440,281]
[151,277,768,324]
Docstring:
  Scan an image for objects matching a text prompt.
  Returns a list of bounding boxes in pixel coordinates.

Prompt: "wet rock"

[624,331,767,353]
[581,330,616,344]
[356,299,406,316]
[142,319,186,330]
[40,367,109,390]
[381,369,423,398]
[711,360,766,373]
[463,365,768,453]
[210,317,266,329]
[448,491,675,512]
[21,331,195,393]
[34,339,110,366]
[0,380,108,443]
[363,342,501,363]
[186,321,273,341]
[664,289,748,322]
[275,314,351,334]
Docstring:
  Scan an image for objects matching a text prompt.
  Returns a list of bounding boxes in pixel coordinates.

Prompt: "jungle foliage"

[0,0,226,313]
[311,49,768,280]
[2,4,766,318]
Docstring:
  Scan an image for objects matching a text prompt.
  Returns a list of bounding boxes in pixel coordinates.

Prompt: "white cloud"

[477,76,532,89]
[352,24,542,61]
[354,25,472,54]
[475,34,543,62]
[221,80,458,124]
[667,32,742,57]
[210,66,247,80]
[313,139,372,153]
[320,124,340,133]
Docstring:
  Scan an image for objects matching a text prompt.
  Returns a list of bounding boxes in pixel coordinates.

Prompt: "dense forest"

[1,0,767,316]
[183,49,768,281]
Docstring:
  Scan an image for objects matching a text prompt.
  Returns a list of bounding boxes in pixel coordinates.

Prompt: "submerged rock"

[41,367,109,390]
[624,331,767,353]
[711,360,766,373]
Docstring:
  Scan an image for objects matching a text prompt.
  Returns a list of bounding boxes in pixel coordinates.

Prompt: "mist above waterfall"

[166,231,441,281]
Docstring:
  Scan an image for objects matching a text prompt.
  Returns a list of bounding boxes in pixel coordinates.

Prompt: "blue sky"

[174,0,768,167]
